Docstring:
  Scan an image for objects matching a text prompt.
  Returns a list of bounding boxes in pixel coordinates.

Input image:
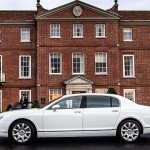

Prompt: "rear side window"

[87,96,111,108]
[111,97,120,107]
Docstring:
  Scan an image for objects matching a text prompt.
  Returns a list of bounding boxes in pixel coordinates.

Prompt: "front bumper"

[0,120,9,138]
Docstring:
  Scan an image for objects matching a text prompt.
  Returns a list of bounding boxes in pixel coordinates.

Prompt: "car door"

[43,96,83,136]
[83,95,120,132]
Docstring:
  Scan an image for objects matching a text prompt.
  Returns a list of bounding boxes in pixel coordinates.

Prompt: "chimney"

[36,0,45,14]
[114,0,118,13]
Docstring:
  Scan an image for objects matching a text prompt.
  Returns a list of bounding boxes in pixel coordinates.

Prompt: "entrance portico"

[63,76,94,95]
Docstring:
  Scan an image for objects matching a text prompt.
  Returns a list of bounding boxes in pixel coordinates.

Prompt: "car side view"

[0,93,150,144]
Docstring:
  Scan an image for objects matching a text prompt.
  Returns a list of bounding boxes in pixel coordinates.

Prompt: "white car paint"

[0,93,150,140]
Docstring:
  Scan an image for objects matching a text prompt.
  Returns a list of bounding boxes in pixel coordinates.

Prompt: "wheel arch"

[117,118,143,135]
[8,118,37,137]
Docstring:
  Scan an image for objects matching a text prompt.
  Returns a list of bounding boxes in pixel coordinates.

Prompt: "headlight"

[0,116,3,119]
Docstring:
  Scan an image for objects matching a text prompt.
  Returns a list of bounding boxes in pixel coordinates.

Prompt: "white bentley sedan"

[0,93,150,144]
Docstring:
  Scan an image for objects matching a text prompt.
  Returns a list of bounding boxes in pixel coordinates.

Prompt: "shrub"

[32,100,40,108]
[107,87,118,95]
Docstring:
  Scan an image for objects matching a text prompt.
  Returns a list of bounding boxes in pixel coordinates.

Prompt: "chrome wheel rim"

[12,123,31,143]
[121,122,139,142]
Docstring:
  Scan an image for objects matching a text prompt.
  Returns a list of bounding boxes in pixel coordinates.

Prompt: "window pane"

[56,96,82,109]
[20,56,31,78]
[21,28,30,42]
[50,24,60,37]
[50,53,61,74]
[0,56,2,82]
[0,91,2,112]
[50,89,62,101]
[124,89,135,102]
[95,53,107,74]
[73,53,84,74]
[73,24,83,37]
[124,55,134,77]
[96,24,105,37]
[20,90,31,102]
[87,96,111,108]
[123,28,132,41]
[111,97,120,107]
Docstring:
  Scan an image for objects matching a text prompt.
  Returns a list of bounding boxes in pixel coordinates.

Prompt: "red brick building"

[0,0,150,111]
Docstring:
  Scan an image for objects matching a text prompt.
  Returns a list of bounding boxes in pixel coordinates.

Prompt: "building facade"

[0,0,150,111]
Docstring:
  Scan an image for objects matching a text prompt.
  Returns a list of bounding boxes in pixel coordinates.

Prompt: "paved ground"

[0,134,150,150]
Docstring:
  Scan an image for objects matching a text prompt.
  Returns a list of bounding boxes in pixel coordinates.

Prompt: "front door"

[0,90,2,112]
[43,96,83,136]
[83,95,120,131]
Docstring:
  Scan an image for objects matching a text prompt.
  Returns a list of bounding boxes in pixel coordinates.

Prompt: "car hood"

[0,108,41,117]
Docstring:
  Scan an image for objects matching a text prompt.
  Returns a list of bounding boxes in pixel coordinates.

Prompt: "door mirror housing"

[52,104,60,111]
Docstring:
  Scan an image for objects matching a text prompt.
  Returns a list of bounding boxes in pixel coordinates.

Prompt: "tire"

[8,120,36,144]
[117,120,142,143]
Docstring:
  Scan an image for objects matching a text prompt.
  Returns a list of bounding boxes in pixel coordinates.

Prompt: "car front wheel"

[118,120,141,142]
[9,120,36,144]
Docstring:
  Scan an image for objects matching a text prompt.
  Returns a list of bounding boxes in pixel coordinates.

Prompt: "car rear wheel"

[118,120,141,143]
[9,120,36,144]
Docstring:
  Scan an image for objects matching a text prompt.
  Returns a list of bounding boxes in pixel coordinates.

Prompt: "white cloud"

[0,0,149,10]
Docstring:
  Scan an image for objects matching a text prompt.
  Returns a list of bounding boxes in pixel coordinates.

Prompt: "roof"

[119,11,150,20]
[0,11,37,20]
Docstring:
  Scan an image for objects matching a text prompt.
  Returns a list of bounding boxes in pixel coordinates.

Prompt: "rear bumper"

[143,127,150,134]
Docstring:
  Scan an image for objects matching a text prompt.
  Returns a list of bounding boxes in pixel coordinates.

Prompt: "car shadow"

[0,136,150,150]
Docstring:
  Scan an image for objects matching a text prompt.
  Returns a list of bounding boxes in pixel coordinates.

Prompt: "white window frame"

[49,89,62,102]
[96,24,105,38]
[123,55,135,78]
[0,29,2,42]
[95,52,107,75]
[0,90,2,112]
[19,55,31,79]
[50,24,61,38]
[123,28,132,41]
[124,89,135,102]
[49,52,62,75]
[73,24,83,38]
[0,55,2,82]
[72,52,85,75]
[19,90,31,102]
[20,28,30,42]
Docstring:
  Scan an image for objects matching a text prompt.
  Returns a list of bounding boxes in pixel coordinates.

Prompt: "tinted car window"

[55,96,82,109]
[111,97,120,107]
[87,96,111,108]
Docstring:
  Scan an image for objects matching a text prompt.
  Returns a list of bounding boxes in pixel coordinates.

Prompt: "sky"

[0,0,149,11]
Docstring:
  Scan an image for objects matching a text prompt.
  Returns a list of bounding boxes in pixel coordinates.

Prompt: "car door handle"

[112,110,119,112]
[74,111,81,113]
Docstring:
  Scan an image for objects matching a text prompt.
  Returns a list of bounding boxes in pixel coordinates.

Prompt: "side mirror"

[52,104,60,111]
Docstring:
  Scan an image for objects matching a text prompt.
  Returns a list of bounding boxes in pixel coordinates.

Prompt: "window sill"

[95,73,108,76]
[73,37,84,39]
[123,40,133,42]
[18,78,32,80]
[50,37,61,39]
[95,36,106,39]
[72,73,85,75]
[123,76,135,79]
[20,41,31,43]
[49,73,62,75]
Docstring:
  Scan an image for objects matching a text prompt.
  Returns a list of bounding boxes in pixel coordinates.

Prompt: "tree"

[32,100,40,108]
[107,87,118,95]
